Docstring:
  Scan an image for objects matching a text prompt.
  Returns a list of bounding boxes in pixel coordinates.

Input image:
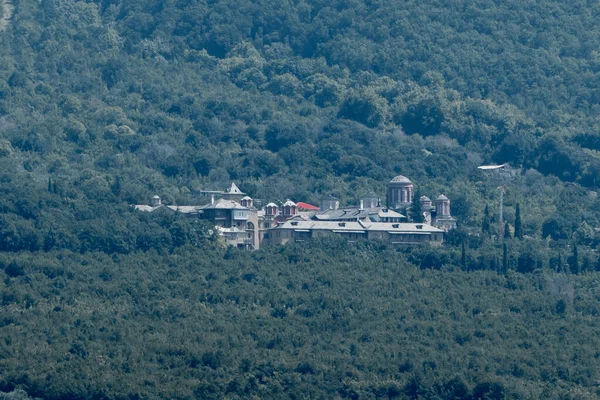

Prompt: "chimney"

[360,199,364,210]
[211,194,215,205]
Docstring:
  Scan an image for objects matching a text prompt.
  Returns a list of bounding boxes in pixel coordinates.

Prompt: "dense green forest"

[2,241,600,399]
[2,0,600,397]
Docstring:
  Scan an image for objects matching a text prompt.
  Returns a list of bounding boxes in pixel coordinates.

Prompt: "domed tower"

[420,195,432,210]
[240,196,253,208]
[432,194,456,231]
[387,175,414,209]
[265,202,279,217]
[282,200,298,217]
[150,195,161,207]
[434,195,450,216]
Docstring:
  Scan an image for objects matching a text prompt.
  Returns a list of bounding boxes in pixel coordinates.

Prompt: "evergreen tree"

[569,245,580,274]
[482,204,491,234]
[410,189,424,223]
[582,254,591,273]
[502,243,508,274]
[111,176,122,196]
[504,222,511,239]
[557,252,563,273]
[461,241,466,269]
[491,255,498,272]
[514,203,523,239]
[48,177,52,193]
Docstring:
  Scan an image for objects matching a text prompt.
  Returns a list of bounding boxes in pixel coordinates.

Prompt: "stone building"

[320,195,340,211]
[262,220,444,246]
[420,194,457,231]
[360,192,380,209]
[133,175,455,249]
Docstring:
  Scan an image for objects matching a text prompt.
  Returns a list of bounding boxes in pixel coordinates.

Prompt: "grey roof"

[390,175,412,184]
[277,220,366,232]
[266,202,278,208]
[314,208,366,220]
[133,204,164,212]
[436,194,449,201]
[420,195,431,201]
[314,206,405,221]
[201,198,247,210]
[242,196,252,200]
[283,200,296,207]
[167,206,203,214]
[376,208,405,218]
[271,220,443,233]
[134,204,203,214]
[226,182,245,195]
[364,222,443,233]
[152,195,160,199]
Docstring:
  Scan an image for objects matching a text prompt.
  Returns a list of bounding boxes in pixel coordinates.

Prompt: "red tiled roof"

[296,202,319,211]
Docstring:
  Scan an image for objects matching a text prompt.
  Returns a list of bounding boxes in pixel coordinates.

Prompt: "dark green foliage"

[569,245,580,274]
[514,203,523,240]
[399,100,444,137]
[0,243,599,398]
[4,261,23,278]
[504,222,511,239]
[502,244,509,274]
[482,204,491,235]
[0,0,600,397]
[338,90,388,128]
[410,188,424,223]
[472,382,505,400]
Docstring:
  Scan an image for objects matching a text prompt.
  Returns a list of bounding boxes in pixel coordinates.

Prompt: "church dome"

[283,200,296,207]
[390,175,412,184]
[420,195,431,201]
[436,194,449,201]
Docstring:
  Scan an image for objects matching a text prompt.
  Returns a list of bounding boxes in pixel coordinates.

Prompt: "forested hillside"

[2,241,600,399]
[2,0,600,398]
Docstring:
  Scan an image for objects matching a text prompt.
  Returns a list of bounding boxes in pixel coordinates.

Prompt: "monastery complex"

[134,176,456,249]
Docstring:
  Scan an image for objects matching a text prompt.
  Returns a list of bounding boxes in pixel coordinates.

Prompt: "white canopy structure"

[478,163,507,170]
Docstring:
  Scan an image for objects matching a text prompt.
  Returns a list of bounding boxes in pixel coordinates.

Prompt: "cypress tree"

[504,222,511,239]
[112,176,122,196]
[557,252,563,273]
[514,203,523,239]
[48,177,52,193]
[502,243,508,274]
[410,189,424,223]
[570,245,580,274]
[461,241,466,269]
[482,204,491,234]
